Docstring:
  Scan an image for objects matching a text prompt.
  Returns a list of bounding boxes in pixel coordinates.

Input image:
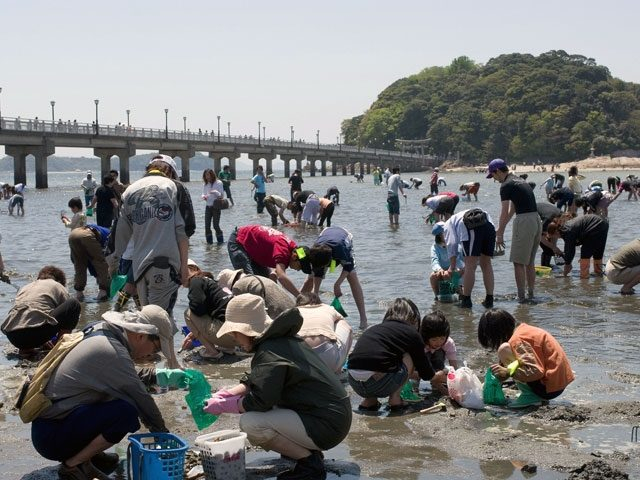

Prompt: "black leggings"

[5,298,81,349]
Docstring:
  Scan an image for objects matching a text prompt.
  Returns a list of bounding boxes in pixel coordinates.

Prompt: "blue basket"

[127,433,188,480]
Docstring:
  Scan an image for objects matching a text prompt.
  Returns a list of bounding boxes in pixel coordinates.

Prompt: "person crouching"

[203,294,352,479]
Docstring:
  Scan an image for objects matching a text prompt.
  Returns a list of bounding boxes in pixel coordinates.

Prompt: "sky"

[2,0,640,157]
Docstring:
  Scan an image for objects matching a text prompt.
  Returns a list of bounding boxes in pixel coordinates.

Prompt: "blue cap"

[432,222,445,236]
[486,158,508,178]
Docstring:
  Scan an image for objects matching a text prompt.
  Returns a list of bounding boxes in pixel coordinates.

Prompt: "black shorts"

[462,222,496,257]
[435,196,458,215]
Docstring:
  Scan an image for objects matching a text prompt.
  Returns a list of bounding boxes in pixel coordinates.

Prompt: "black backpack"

[463,209,488,230]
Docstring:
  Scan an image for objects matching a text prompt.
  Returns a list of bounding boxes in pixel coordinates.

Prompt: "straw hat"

[216,268,245,289]
[102,305,177,364]
[216,293,272,340]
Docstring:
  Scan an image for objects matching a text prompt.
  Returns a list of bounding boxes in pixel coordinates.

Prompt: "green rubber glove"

[156,368,187,388]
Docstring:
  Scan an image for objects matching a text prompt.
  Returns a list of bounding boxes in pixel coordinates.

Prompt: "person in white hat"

[203,293,352,479]
[81,171,97,209]
[429,222,465,300]
[114,154,195,318]
[30,305,182,480]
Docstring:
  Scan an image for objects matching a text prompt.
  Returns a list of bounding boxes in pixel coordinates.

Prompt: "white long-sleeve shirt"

[443,209,494,259]
[202,180,224,207]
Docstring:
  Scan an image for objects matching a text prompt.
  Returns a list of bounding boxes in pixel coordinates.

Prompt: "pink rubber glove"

[203,393,243,415]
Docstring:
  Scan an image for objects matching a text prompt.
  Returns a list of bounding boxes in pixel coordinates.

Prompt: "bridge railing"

[0,116,429,160]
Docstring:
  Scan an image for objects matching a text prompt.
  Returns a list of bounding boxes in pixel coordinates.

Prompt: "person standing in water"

[387,167,406,226]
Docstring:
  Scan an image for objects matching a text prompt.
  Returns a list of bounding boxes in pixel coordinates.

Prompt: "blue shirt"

[431,243,464,272]
[252,174,266,194]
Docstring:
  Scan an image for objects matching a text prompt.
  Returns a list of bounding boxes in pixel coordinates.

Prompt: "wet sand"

[4,351,639,479]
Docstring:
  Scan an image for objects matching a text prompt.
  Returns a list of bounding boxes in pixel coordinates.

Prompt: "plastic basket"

[195,430,247,480]
[437,271,460,302]
[127,433,188,480]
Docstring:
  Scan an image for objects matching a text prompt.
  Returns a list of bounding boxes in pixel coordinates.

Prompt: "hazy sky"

[2,0,639,157]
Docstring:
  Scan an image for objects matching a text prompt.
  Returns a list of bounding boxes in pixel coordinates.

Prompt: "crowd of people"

[0,155,638,480]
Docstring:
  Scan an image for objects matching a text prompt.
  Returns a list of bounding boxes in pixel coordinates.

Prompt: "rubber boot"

[216,234,224,245]
[113,290,130,312]
[205,234,214,245]
[579,258,590,279]
[508,382,544,408]
[593,259,604,276]
[458,294,472,309]
[481,295,494,308]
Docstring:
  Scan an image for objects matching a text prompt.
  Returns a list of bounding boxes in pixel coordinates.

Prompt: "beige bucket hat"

[216,293,273,340]
[216,268,245,290]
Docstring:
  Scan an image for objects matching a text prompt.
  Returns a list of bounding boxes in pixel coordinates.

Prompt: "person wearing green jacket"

[203,294,352,480]
[218,165,234,206]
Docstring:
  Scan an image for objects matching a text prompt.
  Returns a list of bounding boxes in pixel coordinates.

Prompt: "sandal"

[358,401,381,411]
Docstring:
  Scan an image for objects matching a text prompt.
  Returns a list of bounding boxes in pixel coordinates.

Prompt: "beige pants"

[183,309,238,350]
[239,408,319,451]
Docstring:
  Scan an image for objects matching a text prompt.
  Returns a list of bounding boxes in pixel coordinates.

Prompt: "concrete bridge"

[0,116,437,188]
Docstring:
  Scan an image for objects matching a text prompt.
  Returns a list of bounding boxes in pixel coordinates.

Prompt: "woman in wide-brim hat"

[203,293,352,480]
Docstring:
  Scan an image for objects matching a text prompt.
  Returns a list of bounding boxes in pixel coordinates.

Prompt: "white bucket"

[195,430,247,480]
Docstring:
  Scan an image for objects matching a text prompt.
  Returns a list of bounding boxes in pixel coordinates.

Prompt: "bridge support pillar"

[309,159,316,177]
[266,158,273,176]
[366,163,371,175]
[208,152,223,173]
[359,161,365,177]
[94,143,136,184]
[281,155,294,178]
[6,139,55,188]
[342,163,347,176]
[331,161,337,176]
[159,146,195,182]
[321,160,327,176]
[227,155,238,180]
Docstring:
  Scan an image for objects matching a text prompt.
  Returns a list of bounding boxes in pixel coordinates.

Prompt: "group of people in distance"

[1,152,639,480]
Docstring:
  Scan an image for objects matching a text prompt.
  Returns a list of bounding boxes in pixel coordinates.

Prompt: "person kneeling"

[30,305,184,480]
[203,294,352,480]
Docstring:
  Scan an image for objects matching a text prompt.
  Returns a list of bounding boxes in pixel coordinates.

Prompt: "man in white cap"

[30,305,183,480]
[81,171,97,209]
[115,154,195,318]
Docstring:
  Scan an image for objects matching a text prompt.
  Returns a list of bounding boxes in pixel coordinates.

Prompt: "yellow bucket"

[535,266,552,277]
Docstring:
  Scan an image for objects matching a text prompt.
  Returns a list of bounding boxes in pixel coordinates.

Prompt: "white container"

[195,430,247,480]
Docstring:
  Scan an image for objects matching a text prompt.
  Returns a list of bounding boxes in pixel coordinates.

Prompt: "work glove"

[156,368,187,389]
[202,392,243,415]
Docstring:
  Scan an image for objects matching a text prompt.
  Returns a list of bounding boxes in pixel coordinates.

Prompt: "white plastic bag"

[447,365,485,409]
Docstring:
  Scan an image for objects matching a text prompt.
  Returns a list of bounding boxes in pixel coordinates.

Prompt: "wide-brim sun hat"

[102,305,177,363]
[187,258,199,268]
[432,222,445,236]
[216,293,273,340]
[216,268,245,289]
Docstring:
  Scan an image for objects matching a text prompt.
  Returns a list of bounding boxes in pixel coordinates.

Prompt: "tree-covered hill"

[341,51,640,164]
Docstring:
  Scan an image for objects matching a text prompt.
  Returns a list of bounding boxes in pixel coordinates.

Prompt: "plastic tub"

[195,430,247,480]
[535,266,552,277]
[127,432,188,480]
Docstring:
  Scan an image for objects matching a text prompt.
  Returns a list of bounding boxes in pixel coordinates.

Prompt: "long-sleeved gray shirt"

[41,322,167,432]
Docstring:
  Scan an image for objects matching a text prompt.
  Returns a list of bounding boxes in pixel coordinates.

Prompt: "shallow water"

[1,167,639,479]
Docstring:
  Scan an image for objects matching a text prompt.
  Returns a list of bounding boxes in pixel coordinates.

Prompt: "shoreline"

[441,156,640,174]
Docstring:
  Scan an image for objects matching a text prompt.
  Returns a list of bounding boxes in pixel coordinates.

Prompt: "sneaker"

[58,460,111,480]
[458,295,472,308]
[91,451,120,474]
[277,451,326,480]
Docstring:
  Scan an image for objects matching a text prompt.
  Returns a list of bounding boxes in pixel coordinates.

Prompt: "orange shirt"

[508,323,575,393]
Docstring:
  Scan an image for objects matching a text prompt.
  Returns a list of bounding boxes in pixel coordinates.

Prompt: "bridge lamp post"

[227,121,230,138]
[94,99,99,135]
[183,116,187,133]
[164,108,169,139]
[126,109,130,127]
[316,130,320,149]
[263,126,266,143]
[258,121,261,146]
[290,126,294,147]
[50,101,56,126]
[217,115,220,142]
